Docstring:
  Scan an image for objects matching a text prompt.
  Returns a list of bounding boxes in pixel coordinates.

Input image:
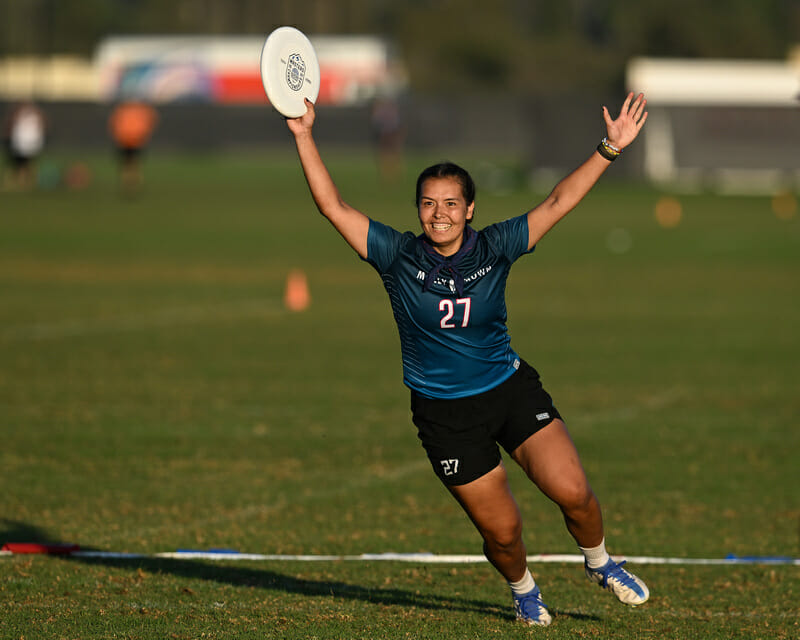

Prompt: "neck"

[432,243,460,257]
[423,226,473,259]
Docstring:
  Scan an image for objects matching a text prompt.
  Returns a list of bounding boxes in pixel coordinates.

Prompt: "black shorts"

[411,360,562,486]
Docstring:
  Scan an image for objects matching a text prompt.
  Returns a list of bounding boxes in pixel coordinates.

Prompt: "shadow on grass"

[1,519,599,623]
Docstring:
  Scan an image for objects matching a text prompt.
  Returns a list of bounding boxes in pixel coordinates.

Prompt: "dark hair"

[415,162,476,211]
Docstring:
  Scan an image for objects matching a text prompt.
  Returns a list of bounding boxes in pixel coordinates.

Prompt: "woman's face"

[417,177,475,256]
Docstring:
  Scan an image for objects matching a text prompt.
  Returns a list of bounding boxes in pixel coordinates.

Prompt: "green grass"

[1,151,798,639]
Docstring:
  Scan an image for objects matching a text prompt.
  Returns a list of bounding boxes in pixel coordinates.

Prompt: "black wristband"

[596,142,618,161]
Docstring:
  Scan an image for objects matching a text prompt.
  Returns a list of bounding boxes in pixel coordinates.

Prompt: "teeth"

[432,223,451,230]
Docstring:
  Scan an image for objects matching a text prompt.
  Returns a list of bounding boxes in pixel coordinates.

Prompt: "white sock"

[580,538,611,569]
[508,568,536,596]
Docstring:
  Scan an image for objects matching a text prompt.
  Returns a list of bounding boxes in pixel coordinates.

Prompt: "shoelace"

[598,560,635,588]
[515,590,548,617]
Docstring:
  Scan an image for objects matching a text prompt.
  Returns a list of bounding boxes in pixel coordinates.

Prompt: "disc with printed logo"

[260,26,320,118]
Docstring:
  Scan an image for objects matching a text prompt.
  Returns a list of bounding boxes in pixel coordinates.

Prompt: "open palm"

[603,93,648,150]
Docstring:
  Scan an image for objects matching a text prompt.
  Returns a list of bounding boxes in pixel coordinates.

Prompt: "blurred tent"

[0,56,97,101]
[627,57,800,193]
[0,35,407,107]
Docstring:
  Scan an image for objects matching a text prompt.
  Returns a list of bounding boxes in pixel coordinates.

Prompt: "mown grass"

[1,150,798,638]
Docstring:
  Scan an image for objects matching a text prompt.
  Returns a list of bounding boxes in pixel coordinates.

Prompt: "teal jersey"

[364,214,534,399]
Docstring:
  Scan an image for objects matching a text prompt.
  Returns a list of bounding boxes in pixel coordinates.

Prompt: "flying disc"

[260,26,320,118]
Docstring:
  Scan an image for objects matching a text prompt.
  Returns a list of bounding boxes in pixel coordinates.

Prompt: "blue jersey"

[364,214,534,399]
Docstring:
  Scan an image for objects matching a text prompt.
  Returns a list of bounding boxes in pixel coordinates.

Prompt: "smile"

[432,223,452,230]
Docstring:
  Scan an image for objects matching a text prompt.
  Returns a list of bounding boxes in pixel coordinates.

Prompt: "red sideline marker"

[1,543,81,555]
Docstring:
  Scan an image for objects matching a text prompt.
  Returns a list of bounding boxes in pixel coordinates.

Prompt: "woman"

[286,92,648,627]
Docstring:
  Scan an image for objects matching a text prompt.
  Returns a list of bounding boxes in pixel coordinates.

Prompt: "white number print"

[439,298,472,329]
[440,459,460,476]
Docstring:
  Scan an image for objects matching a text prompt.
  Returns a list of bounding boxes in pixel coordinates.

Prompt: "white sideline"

[1,550,794,565]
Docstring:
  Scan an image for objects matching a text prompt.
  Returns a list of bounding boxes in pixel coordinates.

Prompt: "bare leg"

[446,463,528,582]
[511,419,604,548]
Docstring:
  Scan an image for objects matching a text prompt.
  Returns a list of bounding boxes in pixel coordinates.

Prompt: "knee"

[557,480,596,514]
[482,517,523,552]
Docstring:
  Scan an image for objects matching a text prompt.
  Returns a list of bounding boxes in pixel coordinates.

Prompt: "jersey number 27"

[439,298,471,329]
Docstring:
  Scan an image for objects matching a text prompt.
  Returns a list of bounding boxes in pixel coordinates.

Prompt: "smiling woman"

[416,164,476,256]
[284,92,649,627]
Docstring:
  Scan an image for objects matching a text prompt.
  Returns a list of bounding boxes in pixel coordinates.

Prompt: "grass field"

[1,149,798,639]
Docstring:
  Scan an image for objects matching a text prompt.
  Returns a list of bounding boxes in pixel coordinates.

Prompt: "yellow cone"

[284,269,311,312]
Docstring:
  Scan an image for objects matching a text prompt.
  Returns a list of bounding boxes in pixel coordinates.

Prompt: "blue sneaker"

[513,585,552,626]
[585,559,649,606]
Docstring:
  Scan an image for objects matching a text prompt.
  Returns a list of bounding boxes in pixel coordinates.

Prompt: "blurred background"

[1,0,799,191]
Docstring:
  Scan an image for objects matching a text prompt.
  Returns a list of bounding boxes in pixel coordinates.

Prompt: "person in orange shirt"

[108,101,158,193]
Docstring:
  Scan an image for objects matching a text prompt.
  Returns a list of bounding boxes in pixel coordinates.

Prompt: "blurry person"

[108,100,158,193]
[3,102,46,190]
[285,92,650,627]
[370,95,405,182]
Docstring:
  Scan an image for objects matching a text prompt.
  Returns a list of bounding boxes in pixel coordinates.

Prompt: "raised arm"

[526,92,648,250]
[286,99,370,258]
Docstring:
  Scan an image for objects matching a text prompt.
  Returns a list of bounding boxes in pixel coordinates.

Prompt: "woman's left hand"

[603,92,648,150]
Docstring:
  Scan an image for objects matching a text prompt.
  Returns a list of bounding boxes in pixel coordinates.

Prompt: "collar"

[418,226,477,295]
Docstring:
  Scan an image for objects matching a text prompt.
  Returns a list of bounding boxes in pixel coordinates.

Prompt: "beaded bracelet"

[602,137,621,153]
[596,137,621,161]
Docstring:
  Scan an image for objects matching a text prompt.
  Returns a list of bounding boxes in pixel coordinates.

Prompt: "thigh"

[447,462,522,539]
[510,419,593,507]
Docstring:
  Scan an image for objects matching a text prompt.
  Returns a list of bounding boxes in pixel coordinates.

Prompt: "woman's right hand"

[285,98,315,136]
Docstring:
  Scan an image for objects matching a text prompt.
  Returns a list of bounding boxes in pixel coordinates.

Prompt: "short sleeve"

[481,213,534,263]
[364,219,407,272]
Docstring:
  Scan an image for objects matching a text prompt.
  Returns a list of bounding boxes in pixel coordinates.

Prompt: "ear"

[466,202,475,221]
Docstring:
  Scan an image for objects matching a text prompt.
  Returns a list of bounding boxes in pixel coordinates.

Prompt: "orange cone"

[284,269,311,312]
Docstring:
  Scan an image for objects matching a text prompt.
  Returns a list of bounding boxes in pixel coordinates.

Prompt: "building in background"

[0,36,797,193]
[95,35,406,106]
[0,34,407,108]
[627,55,800,193]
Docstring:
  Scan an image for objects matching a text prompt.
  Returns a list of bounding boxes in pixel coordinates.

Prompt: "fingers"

[630,93,646,116]
[602,105,612,128]
[620,91,634,114]
[602,92,648,149]
[604,92,646,125]
[631,95,647,128]
[301,97,316,121]
[618,93,647,128]
[285,99,315,131]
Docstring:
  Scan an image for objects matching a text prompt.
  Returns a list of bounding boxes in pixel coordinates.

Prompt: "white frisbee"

[260,26,320,118]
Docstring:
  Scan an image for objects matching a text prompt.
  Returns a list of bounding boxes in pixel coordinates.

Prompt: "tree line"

[1,0,797,95]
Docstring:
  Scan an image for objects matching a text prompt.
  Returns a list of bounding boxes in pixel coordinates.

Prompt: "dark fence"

[3,94,650,179]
